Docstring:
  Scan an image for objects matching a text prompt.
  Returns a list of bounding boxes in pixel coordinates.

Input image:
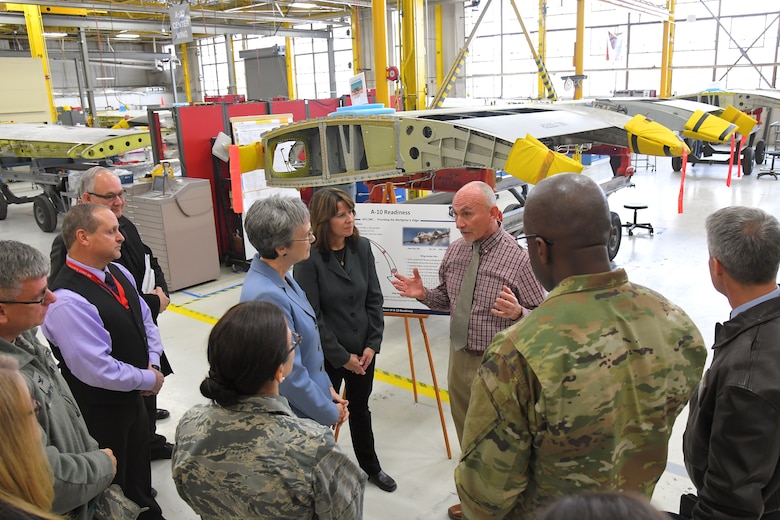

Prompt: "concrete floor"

[2,156,779,519]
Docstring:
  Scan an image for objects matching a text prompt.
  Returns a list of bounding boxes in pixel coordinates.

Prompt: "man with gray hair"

[49,165,175,462]
[683,206,780,520]
[0,240,116,520]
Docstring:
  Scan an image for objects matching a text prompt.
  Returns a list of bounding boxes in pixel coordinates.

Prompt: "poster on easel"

[357,203,458,314]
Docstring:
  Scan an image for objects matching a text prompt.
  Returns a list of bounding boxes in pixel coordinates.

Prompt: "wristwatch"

[151,364,161,372]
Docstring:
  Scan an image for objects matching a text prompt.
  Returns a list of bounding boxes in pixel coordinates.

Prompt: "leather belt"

[462,348,483,357]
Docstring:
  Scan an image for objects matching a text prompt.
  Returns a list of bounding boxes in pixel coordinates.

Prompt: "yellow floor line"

[167,304,450,403]
[167,304,218,324]
[375,369,450,402]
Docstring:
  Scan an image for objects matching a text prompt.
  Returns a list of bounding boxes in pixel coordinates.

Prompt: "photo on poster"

[358,204,457,314]
[402,228,451,247]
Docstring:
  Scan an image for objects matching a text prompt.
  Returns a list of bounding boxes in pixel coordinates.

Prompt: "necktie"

[104,271,119,294]
[450,243,480,350]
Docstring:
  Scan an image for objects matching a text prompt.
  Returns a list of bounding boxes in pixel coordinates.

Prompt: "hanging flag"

[607,31,623,63]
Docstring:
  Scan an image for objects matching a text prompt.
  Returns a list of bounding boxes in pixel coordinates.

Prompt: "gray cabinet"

[125,178,220,291]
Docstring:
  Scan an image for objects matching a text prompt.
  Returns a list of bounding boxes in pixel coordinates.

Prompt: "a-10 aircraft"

[257,102,689,190]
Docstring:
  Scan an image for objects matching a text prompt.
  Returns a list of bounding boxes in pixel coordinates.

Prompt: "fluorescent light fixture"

[115,33,140,39]
[597,0,669,19]
[43,32,68,38]
[95,77,115,81]
[293,2,320,8]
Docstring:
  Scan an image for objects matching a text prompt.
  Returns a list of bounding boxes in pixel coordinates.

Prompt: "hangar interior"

[1,1,780,519]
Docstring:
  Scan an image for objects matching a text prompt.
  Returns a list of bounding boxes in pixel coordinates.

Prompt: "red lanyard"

[66,260,130,309]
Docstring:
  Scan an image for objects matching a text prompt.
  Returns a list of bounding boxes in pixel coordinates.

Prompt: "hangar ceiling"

[0,0,359,45]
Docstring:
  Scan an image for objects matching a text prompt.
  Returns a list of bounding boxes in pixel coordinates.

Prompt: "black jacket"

[293,236,384,368]
[684,296,780,520]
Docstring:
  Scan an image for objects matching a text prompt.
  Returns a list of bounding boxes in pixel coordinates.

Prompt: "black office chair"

[622,204,654,236]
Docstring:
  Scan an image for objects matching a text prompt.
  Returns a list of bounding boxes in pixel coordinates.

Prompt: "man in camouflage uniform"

[455,173,707,519]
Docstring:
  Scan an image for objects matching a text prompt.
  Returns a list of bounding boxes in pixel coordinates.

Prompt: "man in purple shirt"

[42,203,166,520]
[392,181,546,520]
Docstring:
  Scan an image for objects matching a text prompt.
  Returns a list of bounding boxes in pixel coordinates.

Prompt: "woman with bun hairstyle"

[172,301,366,520]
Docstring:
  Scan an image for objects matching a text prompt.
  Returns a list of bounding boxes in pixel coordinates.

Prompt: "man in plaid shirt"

[392,180,545,520]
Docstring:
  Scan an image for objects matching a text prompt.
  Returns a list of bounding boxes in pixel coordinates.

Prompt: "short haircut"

[0,241,49,301]
[78,166,116,197]
[244,195,309,259]
[309,187,360,255]
[61,203,106,250]
[200,301,290,406]
[706,206,780,285]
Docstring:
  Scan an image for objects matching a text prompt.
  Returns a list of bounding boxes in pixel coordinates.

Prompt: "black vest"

[50,263,149,406]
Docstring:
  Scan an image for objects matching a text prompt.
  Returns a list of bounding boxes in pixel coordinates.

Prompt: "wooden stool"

[623,204,654,236]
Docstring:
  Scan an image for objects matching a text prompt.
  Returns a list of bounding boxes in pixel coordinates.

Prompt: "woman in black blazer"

[293,188,397,493]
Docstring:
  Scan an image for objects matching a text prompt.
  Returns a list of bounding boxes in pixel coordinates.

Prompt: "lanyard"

[66,260,130,310]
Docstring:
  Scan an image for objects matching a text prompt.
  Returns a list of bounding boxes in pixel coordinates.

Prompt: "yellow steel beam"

[574,0,585,100]
[22,4,56,123]
[429,0,494,109]
[3,3,95,15]
[285,23,297,100]
[538,0,548,99]
[351,8,362,82]
[508,0,556,101]
[400,0,426,110]
[180,43,192,103]
[659,0,676,97]
[372,0,389,106]
[435,5,443,92]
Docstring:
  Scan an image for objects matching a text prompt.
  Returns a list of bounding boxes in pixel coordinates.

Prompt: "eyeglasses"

[290,230,315,242]
[516,234,554,246]
[0,290,49,306]
[87,190,126,202]
[31,399,41,417]
[289,331,302,354]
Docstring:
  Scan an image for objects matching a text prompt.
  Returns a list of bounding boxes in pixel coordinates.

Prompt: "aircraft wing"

[259,104,685,188]
[676,89,780,111]
[582,98,738,143]
[0,123,151,159]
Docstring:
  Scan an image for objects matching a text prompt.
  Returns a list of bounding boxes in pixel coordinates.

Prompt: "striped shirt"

[421,225,546,353]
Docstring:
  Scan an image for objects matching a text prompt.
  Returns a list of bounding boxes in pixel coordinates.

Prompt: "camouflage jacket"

[455,269,706,519]
[172,394,366,520]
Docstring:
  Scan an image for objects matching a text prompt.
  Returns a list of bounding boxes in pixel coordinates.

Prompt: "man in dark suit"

[49,166,174,461]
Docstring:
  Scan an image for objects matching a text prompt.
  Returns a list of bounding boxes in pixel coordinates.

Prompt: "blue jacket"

[240,256,339,426]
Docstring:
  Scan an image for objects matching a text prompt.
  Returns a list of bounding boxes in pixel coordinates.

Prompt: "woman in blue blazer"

[294,188,397,493]
[239,195,348,428]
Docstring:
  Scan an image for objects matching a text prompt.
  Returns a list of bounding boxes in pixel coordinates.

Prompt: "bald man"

[455,173,707,519]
